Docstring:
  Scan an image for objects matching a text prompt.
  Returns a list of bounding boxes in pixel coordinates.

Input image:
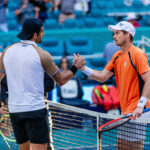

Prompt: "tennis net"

[1,101,150,150]
[48,101,150,150]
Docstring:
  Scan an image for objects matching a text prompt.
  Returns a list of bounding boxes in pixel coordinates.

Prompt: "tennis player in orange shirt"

[81,21,150,149]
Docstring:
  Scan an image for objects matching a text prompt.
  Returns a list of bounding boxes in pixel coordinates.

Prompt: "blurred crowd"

[0,0,91,32]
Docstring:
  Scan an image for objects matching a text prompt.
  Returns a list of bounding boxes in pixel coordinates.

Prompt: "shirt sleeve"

[41,51,59,76]
[33,45,59,76]
[104,56,114,72]
[135,52,150,75]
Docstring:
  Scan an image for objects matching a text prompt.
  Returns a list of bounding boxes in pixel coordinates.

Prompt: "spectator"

[31,0,50,22]
[141,0,150,6]
[57,57,89,107]
[126,12,140,28]
[0,0,8,32]
[104,40,120,63]
[52,0,77,24]
[15,0,34,29]
[50,0,60,11]
[59,57,70,71]
[74,0,90,14]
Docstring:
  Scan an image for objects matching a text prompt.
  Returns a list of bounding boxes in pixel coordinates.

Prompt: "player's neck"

[120,42,133,53]
[30,39,36,43]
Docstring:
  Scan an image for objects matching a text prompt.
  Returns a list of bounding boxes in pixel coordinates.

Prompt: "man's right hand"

[73,54,86,69]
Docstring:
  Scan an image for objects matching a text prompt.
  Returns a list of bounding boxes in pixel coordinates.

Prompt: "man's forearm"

[90,70,108,83]
[141,79,150,98]
[81,66,113,83]
[59,70,74,85]
[137,79,150,108]
[53,67,77,86]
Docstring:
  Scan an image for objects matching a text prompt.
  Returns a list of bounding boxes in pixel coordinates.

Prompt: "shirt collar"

[20,40,37,46]
[120,44,134,54]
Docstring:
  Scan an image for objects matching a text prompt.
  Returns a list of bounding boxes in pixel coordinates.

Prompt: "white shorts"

[117,112,150,142]
[117,121,147,141]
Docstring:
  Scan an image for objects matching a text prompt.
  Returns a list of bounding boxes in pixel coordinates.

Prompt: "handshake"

[72,53,86,70]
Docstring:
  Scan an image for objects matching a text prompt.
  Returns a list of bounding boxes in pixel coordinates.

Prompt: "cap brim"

[17,31,33,40]
[108,25,121,31]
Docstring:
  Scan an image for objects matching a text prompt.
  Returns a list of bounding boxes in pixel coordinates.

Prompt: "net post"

[45,99,54,150]
[97,114,100,150]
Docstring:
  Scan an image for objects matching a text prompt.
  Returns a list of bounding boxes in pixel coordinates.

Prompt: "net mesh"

[49,103,98,150]
[48,101,150,150]
[99,118,150,150]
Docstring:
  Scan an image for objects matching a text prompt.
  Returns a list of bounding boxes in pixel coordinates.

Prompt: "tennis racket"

[0,108,18,150]
[98,107,150,133]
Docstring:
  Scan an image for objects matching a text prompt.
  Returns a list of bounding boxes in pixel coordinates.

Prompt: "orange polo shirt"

[105,45,150,115]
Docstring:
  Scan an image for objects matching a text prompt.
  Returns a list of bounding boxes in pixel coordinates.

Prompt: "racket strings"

[0,105,18,150]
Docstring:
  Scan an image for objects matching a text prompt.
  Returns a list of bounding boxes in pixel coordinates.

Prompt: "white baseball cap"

[108,21,135,37]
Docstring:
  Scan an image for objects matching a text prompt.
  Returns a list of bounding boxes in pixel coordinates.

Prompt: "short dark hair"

[27,30,41,40]
[122,30,133,42]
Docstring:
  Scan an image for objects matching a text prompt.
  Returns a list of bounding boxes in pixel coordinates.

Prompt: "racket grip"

[143,107,150,113]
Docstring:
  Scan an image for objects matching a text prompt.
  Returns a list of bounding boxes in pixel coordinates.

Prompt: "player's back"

[3,42,45,113]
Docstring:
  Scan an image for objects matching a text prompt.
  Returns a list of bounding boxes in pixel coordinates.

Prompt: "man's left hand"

[133,106,144,119]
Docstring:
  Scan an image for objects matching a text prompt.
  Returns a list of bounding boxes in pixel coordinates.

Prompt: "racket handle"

[143,107,150,113]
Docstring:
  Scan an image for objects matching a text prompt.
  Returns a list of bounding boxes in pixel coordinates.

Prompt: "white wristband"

[82,66,93,77]
[137,96,148,108]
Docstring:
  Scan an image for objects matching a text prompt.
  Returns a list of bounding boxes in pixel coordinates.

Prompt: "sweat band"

[137,96,148,108]
[82,66,93,77]
[69,65,78,75]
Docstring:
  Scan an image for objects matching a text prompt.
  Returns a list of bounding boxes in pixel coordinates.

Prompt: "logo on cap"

[119,23,124,26]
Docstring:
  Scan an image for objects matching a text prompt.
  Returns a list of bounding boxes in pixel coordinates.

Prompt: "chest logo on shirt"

[124,62,127,67]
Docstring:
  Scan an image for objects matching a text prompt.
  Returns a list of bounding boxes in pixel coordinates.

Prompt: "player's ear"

[126,32,130,38]
[33,33,38,40]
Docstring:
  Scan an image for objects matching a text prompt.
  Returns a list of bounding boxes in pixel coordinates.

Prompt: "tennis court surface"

[0,101,150,150]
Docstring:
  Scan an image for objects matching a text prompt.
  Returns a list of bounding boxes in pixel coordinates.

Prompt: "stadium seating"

[75,11,85,20]
[88,57,106,71]
[7,20,18,31]
[84,18,97,28]
[142,16,150,26]
[8,3,18,12]
[44,19,58,30]
[54,59,61,67]
[133,0,145,11]
[90,9,104,19]
[6,11,16,21]
[63,19,78,29]
[51,10,60,19]
[65,37,93,55]
[41,38,64,56]
[5,0,150,31]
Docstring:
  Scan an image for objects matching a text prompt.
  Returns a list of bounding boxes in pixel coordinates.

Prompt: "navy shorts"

[10,108,49,144]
